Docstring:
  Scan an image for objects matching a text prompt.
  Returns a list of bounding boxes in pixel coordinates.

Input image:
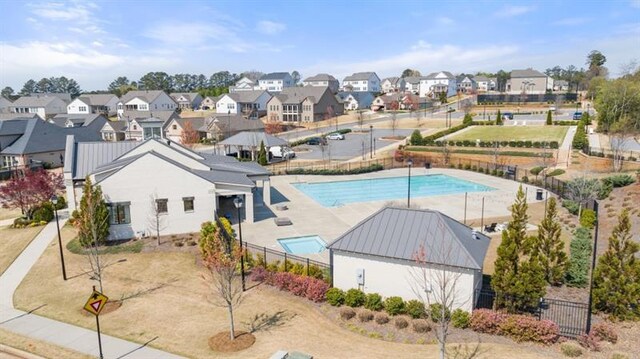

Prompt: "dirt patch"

[80,300,122,316]
[208,331,256,352]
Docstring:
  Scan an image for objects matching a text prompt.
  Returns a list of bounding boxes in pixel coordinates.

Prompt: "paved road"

[0,211,183,359]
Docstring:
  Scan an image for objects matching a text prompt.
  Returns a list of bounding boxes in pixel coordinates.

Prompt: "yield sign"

[83,290,109,316]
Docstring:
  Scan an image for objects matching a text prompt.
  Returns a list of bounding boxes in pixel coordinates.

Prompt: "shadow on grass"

[242,310,297,334]
[119,279,179,303]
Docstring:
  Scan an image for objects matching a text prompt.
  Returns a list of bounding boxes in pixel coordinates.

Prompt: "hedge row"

[470,309,560,344]
[553,120,580,126]
[250,267,329,302]
[285,164,383,175]
[425,139,559,149]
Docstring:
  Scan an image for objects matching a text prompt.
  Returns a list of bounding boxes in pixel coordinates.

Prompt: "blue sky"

[0,0,639,91]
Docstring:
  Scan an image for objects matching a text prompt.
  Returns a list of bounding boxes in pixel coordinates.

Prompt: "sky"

[0,0,639,91]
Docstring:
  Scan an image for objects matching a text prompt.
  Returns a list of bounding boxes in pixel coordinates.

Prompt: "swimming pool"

[278,235,327,254]
[293,174,495,207]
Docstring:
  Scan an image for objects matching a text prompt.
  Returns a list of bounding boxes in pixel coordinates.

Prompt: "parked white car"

[269,146,295,159]
[326,133,345,140]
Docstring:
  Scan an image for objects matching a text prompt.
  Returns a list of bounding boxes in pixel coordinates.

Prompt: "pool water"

[278,235,326,254]
[293,174,494,207]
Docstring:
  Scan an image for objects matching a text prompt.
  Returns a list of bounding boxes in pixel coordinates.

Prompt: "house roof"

[382,77,402,86]
[224,90,269,103]
[337,92,375,104]
[207,115,265,133]
[327,207,490,270]
[11,95,63,107]
[170,92,201,103]
[511,68,547,78]
[29,93,71,102]
[344,72,377,81]
[50,114,106,128]
[0,113,41,120]
[259,72,291,81]
[120,110,179,125]
[173,117,208,132]
[272,86,329,105]
[425,71,455,80]
[75,94,118,106]
[474,76,490,82]
[119,90,169,104]
[403,76,424,84]
[219,131,287,147]
[0,97,12,108]
[102,120,129,132]
[303,73,337,82]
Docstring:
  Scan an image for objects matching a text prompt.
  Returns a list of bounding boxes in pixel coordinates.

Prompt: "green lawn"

[449,125,568,142]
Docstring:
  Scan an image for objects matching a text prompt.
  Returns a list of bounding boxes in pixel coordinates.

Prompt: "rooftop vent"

[471,230,479,240]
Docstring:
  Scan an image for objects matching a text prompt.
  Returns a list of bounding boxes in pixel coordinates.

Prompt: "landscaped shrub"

[285,164,383,176]
[374,313,389,324]
[340,307,356,320]
[560,342,584,357]
[530,166,544,176]
[405,300,426,319]
[265,271,328,302]
[470,309,508,335]
[364,293,384,311]
[412,319,431,333]
[580,209,596,229]
[602,174,635,188]
[562,200,580,215]
[566,227,593,287]
[451,309,471,329]
[610,353,629,359]
[547,169,565,177]
[249,266,269,282]
[305,278,330,302]
[576,333,601,352]
[592,322,618,344]
[357,309,374,322]
[394,317,409,329]
[344,289,366,307]
[598,179,613,200]
[410,130,423,145]
[498,314,560,344]
[326,288,345,306]
[32,203,54,223]
[384,296,406,316]
[429,303,451,323]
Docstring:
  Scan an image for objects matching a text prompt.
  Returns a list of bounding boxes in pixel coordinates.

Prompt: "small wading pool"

[278,235,326,254]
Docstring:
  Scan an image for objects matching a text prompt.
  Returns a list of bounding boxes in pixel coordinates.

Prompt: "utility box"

[356,268,365,286]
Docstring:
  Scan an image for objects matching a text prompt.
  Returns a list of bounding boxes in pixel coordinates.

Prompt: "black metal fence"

[243,242,330,276]
[477,93,578,104]
[475,290,589,338]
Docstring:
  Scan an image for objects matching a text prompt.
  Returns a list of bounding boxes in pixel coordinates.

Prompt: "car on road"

[502,112,514,120]
[573,112,583,120]
[326,132,345,140]
[307,137,327,145]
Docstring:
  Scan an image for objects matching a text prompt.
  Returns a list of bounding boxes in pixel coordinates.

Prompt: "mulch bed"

[80,300,122,317]
[208,331,255,352]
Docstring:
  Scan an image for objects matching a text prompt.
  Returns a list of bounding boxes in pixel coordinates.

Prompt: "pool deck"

[237,168,546,264]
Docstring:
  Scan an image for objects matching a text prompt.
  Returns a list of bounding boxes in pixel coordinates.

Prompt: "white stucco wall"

[216,95,239,114]
[332,251,481,312]
[67,98,91,114]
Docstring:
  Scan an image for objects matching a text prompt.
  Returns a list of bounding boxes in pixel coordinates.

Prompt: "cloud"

[410,40,432,51]
[256,20,286,35]
[631,0,640,8]
[553,17,591,26]
[28,1,106,34]
[437,16,454,25]
[494,5,536,18]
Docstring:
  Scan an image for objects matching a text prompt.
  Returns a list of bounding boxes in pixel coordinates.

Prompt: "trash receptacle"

[536,189,543,201]
[425,162,431,169]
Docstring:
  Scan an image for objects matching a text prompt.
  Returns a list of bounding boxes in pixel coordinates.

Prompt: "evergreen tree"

[496,109,503,125]
[72,177,110,246]
[410,130,423,145]
[463,113,473,125]
[534,197,568,285]
[566,227,592,287]
[257,141,268,166]
[546,110,553,125]
[593,210,640,320]
[492,185,546,312]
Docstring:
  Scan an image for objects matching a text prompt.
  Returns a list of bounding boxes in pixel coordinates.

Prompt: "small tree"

[566,176,601,217]
[608,118,635,172]
[200,219,244,340]
[0,168,63,219]
[257,140,268,165]
[356,110,366,130]
[410,130,423,146]
[390,111,398,136]
[546,110,553,125]
[533,197,568,285]
[491,185,546,312]
[566,227,592,287]
[180,121,200,147]
[593,210,640,320]
[496,110,503,125]
[147,193,166,245]
[438,91,448,104]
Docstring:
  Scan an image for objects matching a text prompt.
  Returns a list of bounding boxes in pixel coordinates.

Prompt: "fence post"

[537,298,543,320]
[263,246,267,267]
[284,252,288,272]
[306,258,310,276]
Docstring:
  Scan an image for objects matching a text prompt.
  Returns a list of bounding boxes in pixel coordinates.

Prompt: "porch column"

[245,192,254,224]
[264,179,271,205]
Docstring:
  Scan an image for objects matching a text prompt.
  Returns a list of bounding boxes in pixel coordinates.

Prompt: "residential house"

[0,97,12,113]
[165,117,208,144]
[370,93,423,111]
[63,136,272,240]
[229,76,256,92]
[266,87,344,123]
[49,114,108,128]
[302,74,340,93]
[381,77,406,93]
[30,92,71,103]
[201,96,219,110]
[257,73,293,92]
[506,69,553,94]
[0,113,41,121]
[0,116,105,169]
[100,120,128,142]
[419,71,457,98]
[119,110,180,141]
[474,76,495,92]
[67,94,119,116]
[116,90,177,118]
[206,114,265,141]
[328,207,490,312]
[553,80,569,92]
[170,92,203,110]
[10,94,68,119]
[215,90,272,119]
[403,76,423,94]
[337,92,375,111]
[342,72,381,92]
[457,76,476,93]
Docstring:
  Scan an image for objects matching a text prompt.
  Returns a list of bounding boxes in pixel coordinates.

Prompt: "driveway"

[293,129,414,160]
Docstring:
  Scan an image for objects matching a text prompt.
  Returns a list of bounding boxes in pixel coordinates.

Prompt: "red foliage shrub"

[470,309,507,335]
[498,315,560,344]
[305,278,329,302]
[289,276,309,296]
[577,333,601,352]
[249,266,269,282]
[271,272,294,290]
[592,322,618,344]
[262,270,328,302]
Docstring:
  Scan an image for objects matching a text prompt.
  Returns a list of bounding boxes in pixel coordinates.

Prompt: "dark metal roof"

[328,207,490,270]
[72,140,140,179]
[219,131,287,147]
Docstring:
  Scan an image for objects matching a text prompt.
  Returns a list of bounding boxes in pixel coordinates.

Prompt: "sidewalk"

[0,211,183,359]
[556,126,577,169]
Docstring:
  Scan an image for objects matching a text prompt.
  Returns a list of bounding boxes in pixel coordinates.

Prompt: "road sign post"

[83,286,108,359]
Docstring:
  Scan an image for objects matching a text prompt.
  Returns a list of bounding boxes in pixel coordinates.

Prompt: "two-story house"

[67,94,119,116]
[506,69,553,94]
[474,76,495,92]
[403,76,423,94]
[118,111,180,141]
[381,77,406,93]
[0,97,12,113]
[419,71,457,98]
[170,92,203,110]
[342,72,381,92]
[229,76,257,92]
[302,74,340,93]
[457,76,476,93]
[336,92,375,111]
[10,94,68,119]
[257,73,293,92]
[201,96,220,110]
[117,90,177,118]
[267,87,344,123]
[215,90,272,119]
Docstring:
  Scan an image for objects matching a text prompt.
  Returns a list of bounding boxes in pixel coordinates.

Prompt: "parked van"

[269,145,295,159]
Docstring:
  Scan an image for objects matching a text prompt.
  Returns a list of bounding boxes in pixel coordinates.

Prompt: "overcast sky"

[1,0,639,91]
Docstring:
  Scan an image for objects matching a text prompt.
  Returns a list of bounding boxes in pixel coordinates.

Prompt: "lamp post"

[233,196,246,291]
[407,158,413,208]
[369,125,373,159]
[51,195,66,281]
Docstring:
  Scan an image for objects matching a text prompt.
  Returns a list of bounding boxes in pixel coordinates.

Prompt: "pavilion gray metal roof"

[219,131,287,147]
[327,207,490,270]
[71,140,139,179]
[511,69,547,78]
[207,115,265,133]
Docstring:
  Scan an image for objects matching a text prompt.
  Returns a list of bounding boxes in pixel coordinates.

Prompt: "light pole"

[233,196,246,291]
[369,125,373,159]
[407,158,413,208]
[51,195,66,281]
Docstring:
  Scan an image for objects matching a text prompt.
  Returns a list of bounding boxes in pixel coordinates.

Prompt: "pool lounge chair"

[274,217,293,226]
[484,223,497,233]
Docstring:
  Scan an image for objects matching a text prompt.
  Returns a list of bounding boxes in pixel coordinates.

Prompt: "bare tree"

[416,106,423,127]
[442,140,451,165]
[609,118,635,172]
[390,111,398,136]
[180,121,200,147]
[147,193,167,246]
[566,175,601,217]
[356,110,366,131]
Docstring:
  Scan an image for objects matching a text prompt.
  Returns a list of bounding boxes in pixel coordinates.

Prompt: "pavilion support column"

[264,179,271,205]
[245,192,254,224]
